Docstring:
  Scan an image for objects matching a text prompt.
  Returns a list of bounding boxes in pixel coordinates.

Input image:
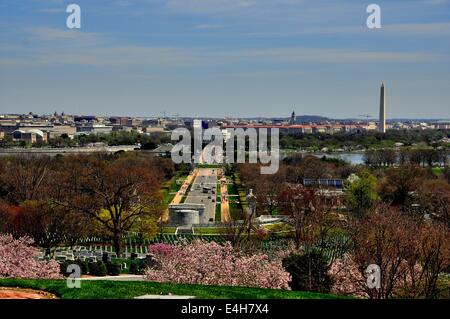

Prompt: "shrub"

[0,234,61,279]
[145,240,290,289]
[282,251,332,293]
[60,260,90,277]
[77,260,90,275]
[129,260,146,275]
[105,262,121,276]
[88,261,107,276]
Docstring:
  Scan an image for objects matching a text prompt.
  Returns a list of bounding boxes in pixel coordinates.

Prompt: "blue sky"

[0,0,449,118]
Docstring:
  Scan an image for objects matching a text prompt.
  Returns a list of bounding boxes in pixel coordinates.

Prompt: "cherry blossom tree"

[145,240,291,290]
[0,234,61,279]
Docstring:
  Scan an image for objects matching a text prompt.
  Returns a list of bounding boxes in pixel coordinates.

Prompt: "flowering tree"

[0,234,61,279]
[328,254,368,298]
[332,206,450,299]
[145,240,291,290]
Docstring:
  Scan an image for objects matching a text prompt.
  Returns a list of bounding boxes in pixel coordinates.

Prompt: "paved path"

[170,170,197,205]
[220,176,231,222]
[162,170,197,222]
[80,274,145,281]
[0,287,57,299]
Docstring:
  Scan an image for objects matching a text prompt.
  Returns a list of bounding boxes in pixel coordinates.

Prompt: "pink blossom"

[145,240,291,290]
[0,234,61,279]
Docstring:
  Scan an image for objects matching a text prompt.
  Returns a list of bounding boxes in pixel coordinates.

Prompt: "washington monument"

[379,82,386,133]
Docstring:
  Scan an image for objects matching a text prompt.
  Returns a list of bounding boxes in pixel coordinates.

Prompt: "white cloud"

[383,22,450,36]
[36,8,65,13]
[192,24,224,30]
[1,44,444,68]
[0,26,446,69]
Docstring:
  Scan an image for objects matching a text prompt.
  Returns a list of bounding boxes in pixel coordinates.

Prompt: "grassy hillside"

[0,278,346,299]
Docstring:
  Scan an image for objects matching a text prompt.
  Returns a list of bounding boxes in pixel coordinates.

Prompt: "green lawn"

[215,203,221,222]
[0,278,344,299]
[431,167,444,177]
[193,227,228,235]
[196,164,223,169]
[162,172,188,204]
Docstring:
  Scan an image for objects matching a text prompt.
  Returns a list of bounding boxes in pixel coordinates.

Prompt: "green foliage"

[59,260,89,276]
[88,261,107,277]
[282,251,333,293]
[215,203,221,222]
[1,130,171,149]
[129,260,146,275]
[344,172,379,217]
[0,278,346,299]
[279,129,449,151]
[105,262,121,276]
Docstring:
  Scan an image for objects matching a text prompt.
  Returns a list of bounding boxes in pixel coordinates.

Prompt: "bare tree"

[52,153,164,257]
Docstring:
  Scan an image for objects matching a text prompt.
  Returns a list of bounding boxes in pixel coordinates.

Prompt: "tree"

[344,172,379,218]
[0,203,21,234]
[277,185,317,249]
[15,201,68,256]
[224,218,249,249]
[415,179,450,228]
[0,234,61,279]
[145,240,291,289]
[348,205,450,299]
[282,251,333,293]
[53,153,164,257]
[377,165,427,208]
[0,155,54,204]
[238,164,284,216]
[349,205,416,298]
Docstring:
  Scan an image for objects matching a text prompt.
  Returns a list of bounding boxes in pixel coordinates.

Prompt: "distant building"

[74,116,97,123]
[193,119,208,130]
[76,123,113,134]
[290,110,296,125]
[303,178,344,189]
[151,143,173,156]
[12,129,47,143]
[379,82,386,133]
[110,117,131,126]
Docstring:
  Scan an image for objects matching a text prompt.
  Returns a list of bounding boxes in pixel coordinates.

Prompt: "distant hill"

[253,115,330,123]
[293,115,330,123]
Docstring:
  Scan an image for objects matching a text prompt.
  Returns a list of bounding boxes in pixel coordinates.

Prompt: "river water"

[312,153,365,165]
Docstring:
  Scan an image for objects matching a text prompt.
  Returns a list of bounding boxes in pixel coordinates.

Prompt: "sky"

[0,0,449,119]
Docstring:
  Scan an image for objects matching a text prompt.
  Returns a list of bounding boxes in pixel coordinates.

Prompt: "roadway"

[184,168,218,223]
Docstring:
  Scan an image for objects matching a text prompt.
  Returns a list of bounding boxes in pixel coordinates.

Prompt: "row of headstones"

[39,244,149,255]
[44,251,149,263]
[37,245,150,263]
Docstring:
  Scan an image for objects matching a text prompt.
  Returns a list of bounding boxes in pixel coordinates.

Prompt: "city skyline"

[1,1,450,118]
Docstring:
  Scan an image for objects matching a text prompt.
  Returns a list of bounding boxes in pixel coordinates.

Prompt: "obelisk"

[379,82,386,133]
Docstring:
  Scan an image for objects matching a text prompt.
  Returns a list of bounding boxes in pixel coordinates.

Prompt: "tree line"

[233,155,449,298]
[279,129,449,151]
[0,130,171,149]
[0,153,175,257]
[364,148,448,167]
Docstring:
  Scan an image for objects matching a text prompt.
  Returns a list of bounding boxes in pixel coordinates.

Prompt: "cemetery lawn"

[0,278,345,299]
